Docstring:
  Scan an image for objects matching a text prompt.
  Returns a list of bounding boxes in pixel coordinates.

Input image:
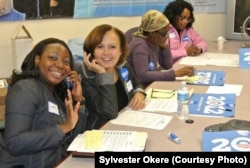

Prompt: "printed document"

[206,84,243,96]
[110,110,173,130]
[179,52,239,67]
[142,88,177,113]
[67,130,148,155]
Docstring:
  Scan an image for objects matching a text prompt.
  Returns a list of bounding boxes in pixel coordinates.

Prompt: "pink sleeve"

[168,25,207,63]
[190,28,207,53]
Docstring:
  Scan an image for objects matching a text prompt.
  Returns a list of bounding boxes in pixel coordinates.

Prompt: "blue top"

[0,9,25,21]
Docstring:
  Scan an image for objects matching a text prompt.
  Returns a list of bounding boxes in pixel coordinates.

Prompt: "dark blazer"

[0,78,86,168]
[78,61,146,130]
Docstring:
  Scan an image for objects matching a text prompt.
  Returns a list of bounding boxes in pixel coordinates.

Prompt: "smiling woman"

[0,38,87,168]
[78,24,146,130]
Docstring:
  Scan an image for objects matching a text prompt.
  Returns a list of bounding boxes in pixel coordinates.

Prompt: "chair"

[67,37,84,61]
[124,27,139,44]
[0,120,5,130]
[73,61,82,71]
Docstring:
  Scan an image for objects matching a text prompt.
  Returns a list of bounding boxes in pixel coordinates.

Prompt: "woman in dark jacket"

[0,38,86,168]
[79,24,146,130]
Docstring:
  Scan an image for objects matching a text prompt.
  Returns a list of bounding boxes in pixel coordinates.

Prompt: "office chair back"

[125,27,139,44]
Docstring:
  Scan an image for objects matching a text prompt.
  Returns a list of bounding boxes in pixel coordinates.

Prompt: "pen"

[189,88,194,97]
[168,132,181,144]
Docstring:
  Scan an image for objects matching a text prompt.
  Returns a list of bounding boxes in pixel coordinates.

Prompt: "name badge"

[120,67,129,81]
[148,61,154,71]
[126,80,133,92]
[182,35,189,42]
[169,32,175,38]
[48,101,59,115]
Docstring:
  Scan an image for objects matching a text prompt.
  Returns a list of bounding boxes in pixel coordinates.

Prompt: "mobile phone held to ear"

[89,54,94,62]
[66,78,73,90]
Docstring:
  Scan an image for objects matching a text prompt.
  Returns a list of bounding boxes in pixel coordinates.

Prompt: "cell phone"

[89,54,94,62]
[65,78,73,90]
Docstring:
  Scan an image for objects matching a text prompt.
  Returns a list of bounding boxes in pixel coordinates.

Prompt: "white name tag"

[126,80,133,92]
[48,101,59,115]
[169,32,176,38]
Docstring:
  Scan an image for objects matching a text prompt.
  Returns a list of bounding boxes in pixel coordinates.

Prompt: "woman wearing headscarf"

[127,9,195,87]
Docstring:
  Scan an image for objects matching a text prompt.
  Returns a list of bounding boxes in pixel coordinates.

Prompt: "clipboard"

[67,130,148,157]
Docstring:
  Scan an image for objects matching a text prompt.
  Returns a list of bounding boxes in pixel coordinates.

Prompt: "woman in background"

[79,24,146,130]
[127,9,195,87]
[0,38,86,168]
[163,0,207,63]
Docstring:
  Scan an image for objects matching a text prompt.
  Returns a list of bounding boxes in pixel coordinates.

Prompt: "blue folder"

[186,70,225,86]
[188,93,236,117]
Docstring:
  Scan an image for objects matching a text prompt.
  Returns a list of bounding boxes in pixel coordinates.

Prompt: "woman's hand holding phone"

[67,71,83,102]
[84,52,106,74]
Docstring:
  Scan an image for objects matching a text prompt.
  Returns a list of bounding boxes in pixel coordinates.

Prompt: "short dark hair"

[163,0,195,29]
[84,24,130,66]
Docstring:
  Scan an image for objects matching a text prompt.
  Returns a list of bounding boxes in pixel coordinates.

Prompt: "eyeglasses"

[179,16,193,23]
[151,89,176,99]
[156,31,169,38]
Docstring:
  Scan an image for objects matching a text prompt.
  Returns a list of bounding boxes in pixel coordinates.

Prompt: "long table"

[57,40,248,167]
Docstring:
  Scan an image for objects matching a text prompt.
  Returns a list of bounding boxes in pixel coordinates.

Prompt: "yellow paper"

[84,130,103,149]
[186,75,201,84]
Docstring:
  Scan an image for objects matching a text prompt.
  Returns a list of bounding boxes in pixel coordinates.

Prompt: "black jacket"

[79,61,146,129]
[0,78,86,168]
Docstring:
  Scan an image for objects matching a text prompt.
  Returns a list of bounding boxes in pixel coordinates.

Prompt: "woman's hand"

[128,92,146,110]
[84,53,106,74]
[175,66,195,77]
[67,71,83,102]
[60,90,80,134]
[159,40,169,50]
[186,46,202,56]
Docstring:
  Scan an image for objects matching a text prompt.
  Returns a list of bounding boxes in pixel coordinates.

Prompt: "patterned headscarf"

[133,9,169,38]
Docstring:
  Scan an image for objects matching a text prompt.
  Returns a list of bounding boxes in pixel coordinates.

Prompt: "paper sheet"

[143,99,177,113]
[110,110,173,130]
[179,57,208,65]
[143,88,177,113]
[206,84,243,96]
[179,52,239,67]
[67,130,148,153]
[207,52,239,67]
